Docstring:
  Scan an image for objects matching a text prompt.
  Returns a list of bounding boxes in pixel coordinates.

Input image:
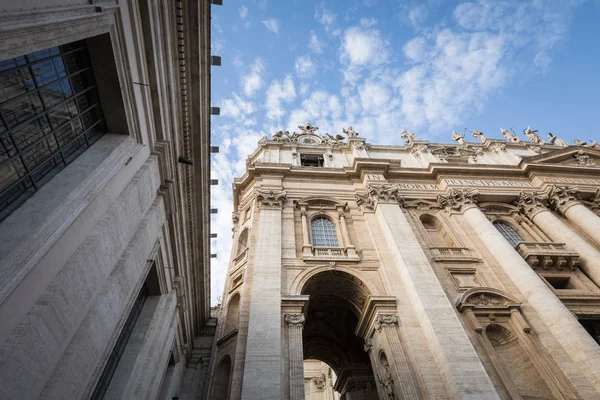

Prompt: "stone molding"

[548,185,581,215]
[355,184,405,212]
[590,188,600,208]
[516,191,549,219]
[284,313,305,326]
[437,188,479,213]
[255,189,287,210]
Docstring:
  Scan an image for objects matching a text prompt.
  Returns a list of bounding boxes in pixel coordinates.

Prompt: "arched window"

[311,217,339,247]
[419,214,455,247]
[224,294,240,334]
[212,355,232,400]
[237,229,248,256]
[493,221,524,247]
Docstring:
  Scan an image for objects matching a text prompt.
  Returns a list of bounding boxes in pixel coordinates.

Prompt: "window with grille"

[0,40,105,222]
[493,221,524,247]
[311,217,339,247]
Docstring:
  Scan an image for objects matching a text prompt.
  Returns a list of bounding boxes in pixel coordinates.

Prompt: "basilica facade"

[208,123,600,399]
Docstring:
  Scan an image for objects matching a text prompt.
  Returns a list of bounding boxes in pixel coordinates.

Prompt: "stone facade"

[0,1,214,399]
[210,124,600,399]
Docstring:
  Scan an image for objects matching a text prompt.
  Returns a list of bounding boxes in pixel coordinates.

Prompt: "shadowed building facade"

[209,124,600,399]
[0,1,216,399]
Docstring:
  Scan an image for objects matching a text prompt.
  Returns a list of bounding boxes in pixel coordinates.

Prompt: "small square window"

[545,276,575,290]
[300,154,324,167]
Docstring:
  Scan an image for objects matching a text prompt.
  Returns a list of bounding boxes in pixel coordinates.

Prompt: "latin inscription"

[538,176,600,185]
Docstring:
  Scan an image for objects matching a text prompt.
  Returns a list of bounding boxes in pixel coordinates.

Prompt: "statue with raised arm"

[272,130,285,141]
[501,128,520,143]
[524,126,544,144]
[574,139,588,147]
[451,130,466,145]
[342,126,359,138]
[401,129,416,145]
[472,128,486,143]
[547,133,569,147]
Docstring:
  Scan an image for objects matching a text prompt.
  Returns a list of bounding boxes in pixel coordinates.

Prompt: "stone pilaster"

[363,191,499,398]
[461,204,600,392]
[437,188,479,213]
[285,313,305,400]
[337,206,357,257]
[547,186,600,248]
[241,188,286,399]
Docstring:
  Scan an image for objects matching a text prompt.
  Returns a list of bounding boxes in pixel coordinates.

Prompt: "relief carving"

[356,184,405,212]
[363,339,373,353]
[572,150,596,166]
[313,375,326,389]
[437,188,479,213]
[284,313,305,327]
[516,191,549,219]
[377,357,398,400]
[374,314,398,331]
[255,189,287,210]
[548,185,581,215]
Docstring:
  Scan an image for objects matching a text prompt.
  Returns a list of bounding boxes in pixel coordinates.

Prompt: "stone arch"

[211,355,232,400]
[456,286,522,309]
[419,213,456,246]
[290,265,379,299]
[235,228,249,256]
[296,195,347,208]
[223,293,240,334]
[479,201,521,214]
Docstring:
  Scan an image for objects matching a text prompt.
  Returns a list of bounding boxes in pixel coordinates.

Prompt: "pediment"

[404,199,441,210]
[524,146,600,167]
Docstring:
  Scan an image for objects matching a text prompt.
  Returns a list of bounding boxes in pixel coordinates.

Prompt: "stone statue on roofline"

[472,128,486,143]
[325,133,345,145]
[343,126,359,138]
[547,132,569,147]
[524,126,544,144]
[400,129,416,145]
[501,128,520,143]
[451,130,466,145]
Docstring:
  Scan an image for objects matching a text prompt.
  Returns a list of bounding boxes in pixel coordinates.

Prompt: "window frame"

[310,215,340,248]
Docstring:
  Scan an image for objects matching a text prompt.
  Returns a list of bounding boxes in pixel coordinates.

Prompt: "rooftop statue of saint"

[472,128,486,143]
[501,128,520,143]
[451,130,466,145]
[547,132,569,147]
[524,126,544,144]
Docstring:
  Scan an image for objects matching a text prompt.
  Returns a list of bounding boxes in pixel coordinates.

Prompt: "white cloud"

[341,27,389,66]
[220,94,255,120]
[315,3,336,32]
[308,31,325,54]
[241,58,265,98]
[403,37,429,62]
[262,18,280,35]
[295,55,315,79]
[238,5,250,28]
[287,90,343,134]
[266,76,297,120]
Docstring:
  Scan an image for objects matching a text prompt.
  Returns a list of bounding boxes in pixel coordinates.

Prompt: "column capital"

[374,314,399,332]
[284,313,305,327]
[363,339,373,353]
[355,184,405,212]
[437,188,479,213]
[548,185,581,215]
[590,188,600,209]
[256,188,287,210]
[516,191,549,219]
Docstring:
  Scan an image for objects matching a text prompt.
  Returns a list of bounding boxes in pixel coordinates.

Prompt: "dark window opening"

[545,276,575,290]
[578,318,600,346]
[0,40,105,222]
[301,154,324,167]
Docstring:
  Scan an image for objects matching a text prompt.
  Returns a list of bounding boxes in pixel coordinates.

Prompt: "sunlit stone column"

[337,205,357,257]
[357,184,499,399]
[241,189,286,400]
[548,185,600,247]
[299,205,312,257]
[447,188,600,392]
[517,191,600,288]
[285,313,305,400]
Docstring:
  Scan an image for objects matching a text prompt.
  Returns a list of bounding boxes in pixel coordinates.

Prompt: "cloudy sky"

[209,0,600,304]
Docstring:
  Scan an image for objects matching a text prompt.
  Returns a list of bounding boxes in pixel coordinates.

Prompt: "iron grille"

[0,40,105,222]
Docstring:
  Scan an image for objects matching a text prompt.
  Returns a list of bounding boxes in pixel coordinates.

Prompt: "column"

[285,313,305,400]
[451,189,600,392]
[241,189,286,400]
[517,190,600,288]
[337,206,357,257]
[357,184,500,399]
[548,185,600,247]
[299,206,312,257]
[374,314,421,399]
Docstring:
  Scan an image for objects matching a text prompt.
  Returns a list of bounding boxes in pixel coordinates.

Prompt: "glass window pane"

[311,217,339,247]
[0,56,27,73]
[63,48,90,74]
[0,67,35,103]
[27,47,60,62]
[0,156,27,191]
[1,92,44,129]
[48,99,78,128]
[10,116,51,152]
[21,134,58,170]
[39,79,72,108]
[494,222,524,247]
[70,69,94,94]
[31,56,67,86]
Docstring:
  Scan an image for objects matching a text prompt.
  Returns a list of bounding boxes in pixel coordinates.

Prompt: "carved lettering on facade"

[437,188,479,213]
[538,176,600,185]
[548,185,581,215]
[516,191,549,219]
[443,179,534,187]
[255,189,287,210]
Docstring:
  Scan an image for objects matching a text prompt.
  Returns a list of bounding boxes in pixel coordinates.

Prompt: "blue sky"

[209,0,600,303]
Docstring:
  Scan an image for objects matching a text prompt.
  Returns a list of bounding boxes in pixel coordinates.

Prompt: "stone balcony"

[303,246,360,263]
[515,242,580,271]
[429,246,481,263]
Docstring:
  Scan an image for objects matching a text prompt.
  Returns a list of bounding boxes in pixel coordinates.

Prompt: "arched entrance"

[301,270,379,399]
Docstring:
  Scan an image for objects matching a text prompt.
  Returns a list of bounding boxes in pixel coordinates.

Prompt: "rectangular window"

[0,40,105,222]
[544,276,575,290]
[300,154,324,167]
